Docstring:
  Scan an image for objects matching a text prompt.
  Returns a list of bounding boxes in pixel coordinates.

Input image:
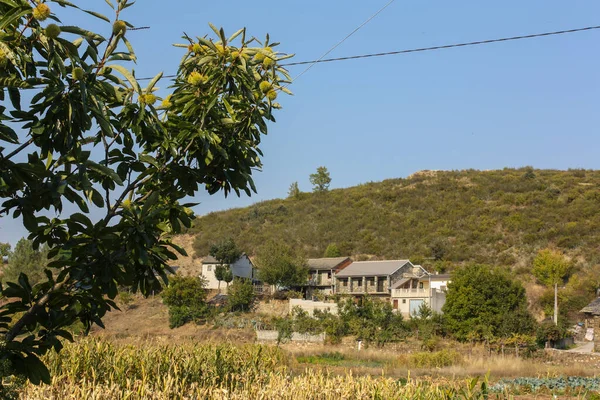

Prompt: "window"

[207,266,212,271]
[357,279,362,287]
[327,272,332,279]
[369,278,375,286]
[343,279,348,287]
[419,282,424,289]
[402,299,406,304]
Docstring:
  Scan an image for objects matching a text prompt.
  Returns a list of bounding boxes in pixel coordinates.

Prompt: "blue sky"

[1,1,600,245]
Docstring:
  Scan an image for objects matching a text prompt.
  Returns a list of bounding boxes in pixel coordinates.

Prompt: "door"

[393,299,398,310]
[409,299,424,316]
[377,279,384,292]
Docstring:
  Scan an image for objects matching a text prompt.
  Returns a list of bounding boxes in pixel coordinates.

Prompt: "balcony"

[391,288,430,298]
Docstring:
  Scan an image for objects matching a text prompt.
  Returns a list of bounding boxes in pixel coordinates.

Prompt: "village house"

[200,254,255,293]
[333,260,449,316]
[334,260,415,298]
[390,269,450,317]
[304,257,352,298]
[580,297,600,350]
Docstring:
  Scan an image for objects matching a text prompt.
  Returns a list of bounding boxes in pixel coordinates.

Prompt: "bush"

[227,279,255,312]
[407,350,462,368]
[161,276,211,328]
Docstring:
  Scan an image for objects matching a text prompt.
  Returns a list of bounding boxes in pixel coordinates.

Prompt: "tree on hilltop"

[309,166,331,192]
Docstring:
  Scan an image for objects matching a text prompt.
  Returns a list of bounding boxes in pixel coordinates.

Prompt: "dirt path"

[565,341,594,354]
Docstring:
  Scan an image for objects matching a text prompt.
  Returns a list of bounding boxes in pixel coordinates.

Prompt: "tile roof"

[581,297,600,316]
[336,260,411,277]
[307,257,351,270]
[420,273,451,281]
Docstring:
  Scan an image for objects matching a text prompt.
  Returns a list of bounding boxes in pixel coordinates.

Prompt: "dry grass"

[288,342,600,380]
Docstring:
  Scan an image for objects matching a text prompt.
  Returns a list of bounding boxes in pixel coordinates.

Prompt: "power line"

[133,24,600,81]
[289,0,396,83]
[280,25,600,67]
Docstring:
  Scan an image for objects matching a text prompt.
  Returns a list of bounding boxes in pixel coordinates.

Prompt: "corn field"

[16,339,598,399]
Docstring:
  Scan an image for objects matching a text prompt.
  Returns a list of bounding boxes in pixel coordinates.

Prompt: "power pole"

[554,283,558,325]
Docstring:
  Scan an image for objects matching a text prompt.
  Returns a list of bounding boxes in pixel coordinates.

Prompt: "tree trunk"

[218,280,221,294]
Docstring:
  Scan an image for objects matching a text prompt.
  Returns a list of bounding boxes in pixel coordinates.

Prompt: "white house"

[200,254,254,292]
[390,269,450,317]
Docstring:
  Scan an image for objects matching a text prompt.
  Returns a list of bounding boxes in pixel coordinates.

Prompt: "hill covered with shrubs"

[189,168,600,272]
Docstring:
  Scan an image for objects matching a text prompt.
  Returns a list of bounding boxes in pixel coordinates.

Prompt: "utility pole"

[554,283,558,325]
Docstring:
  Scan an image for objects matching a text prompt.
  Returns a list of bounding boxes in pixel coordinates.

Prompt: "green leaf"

[121,36,137,62]
[208,22,221,39]
[82,9,111,23]
[0,6,30,31]
[60,26,106,41]
[145,72,162,93]
[84,160,124,185]
[228,28,244,43]
[89,189,105,208]
[108,64,141,93]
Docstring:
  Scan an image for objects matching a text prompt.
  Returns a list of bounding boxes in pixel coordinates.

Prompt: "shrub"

[407,350,462,368]
[227,279,255,312]
[161,276,211,328]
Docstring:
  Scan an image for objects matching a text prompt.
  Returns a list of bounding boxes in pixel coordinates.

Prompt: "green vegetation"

[0,0,291,384]
[226,279,256,312]
[210,238,241,292]
[255,240,308,289]
[1,239,49,285]
[18,338,524,399]
[191,168,600,264]
[324,243,341,257]
[287,181,301,199]
[309,166,332,192]
[161,276,212,328]
[443,265,535,341]
[190,168,600,318]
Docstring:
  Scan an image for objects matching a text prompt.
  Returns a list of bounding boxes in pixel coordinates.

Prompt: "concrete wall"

[289,299,338,316]
[200,256,254,291]
[255,330,325,343]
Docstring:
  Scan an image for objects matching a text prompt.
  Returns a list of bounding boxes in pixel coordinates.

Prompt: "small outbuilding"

[580,297,600,351]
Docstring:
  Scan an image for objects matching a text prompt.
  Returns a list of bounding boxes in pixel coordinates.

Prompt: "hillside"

[188,168,600,271]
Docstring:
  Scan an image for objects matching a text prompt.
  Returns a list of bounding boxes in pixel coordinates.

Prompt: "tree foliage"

[209,238,241,291]
[309,166,331,192]
[324,243,341,258]
[532,249,572,287]
[287,181,300,199]
[226,278,255,312]
[255,240,307,289]
[161,276,210,328]
[442,265,535,341]
[0,243,9,257]
[2,238,48,286]
[0,0,290,384]
[209,238,242,266]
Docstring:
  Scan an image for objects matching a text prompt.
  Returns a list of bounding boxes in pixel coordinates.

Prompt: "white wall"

[430,279,450,291]
[200,256,254,292]
[289,299,338,316]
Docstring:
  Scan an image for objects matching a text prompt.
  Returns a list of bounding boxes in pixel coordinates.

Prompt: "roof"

[307,257,351,270]
[581,297,600,316]
[391,278,411,289]
[336,260,411,278]
[202,254,249,265]
[419,273,451,281]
